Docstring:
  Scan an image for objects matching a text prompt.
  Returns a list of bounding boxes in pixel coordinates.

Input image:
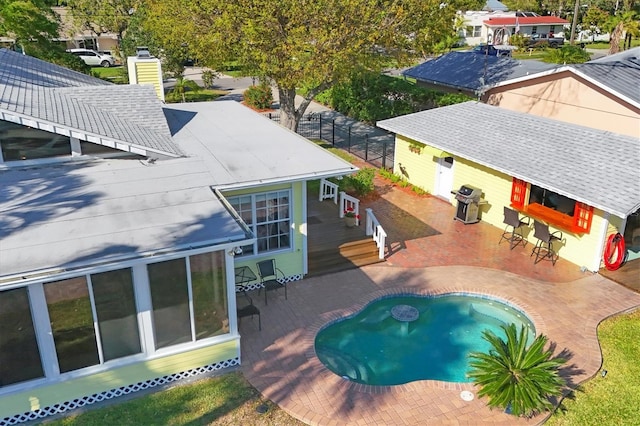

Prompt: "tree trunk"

[609,21,624,55]
[278,87,301,132]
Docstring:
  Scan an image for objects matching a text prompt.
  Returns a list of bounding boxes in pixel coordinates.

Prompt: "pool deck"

[238,181,640,425]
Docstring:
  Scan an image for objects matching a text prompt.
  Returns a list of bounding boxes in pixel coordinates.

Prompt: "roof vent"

[136,47,152,58]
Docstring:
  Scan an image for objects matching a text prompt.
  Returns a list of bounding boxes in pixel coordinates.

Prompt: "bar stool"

[499,206,531,249]
[531,221,563,265]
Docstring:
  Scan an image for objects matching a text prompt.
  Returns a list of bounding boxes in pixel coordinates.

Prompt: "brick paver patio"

[238,181,640,425]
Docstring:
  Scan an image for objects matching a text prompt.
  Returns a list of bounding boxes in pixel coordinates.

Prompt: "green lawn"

[90,66,128,84]
[546,308,640,425]
[47,371,304,426]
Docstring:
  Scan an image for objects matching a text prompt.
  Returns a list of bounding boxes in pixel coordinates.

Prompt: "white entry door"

[435,156,454,200]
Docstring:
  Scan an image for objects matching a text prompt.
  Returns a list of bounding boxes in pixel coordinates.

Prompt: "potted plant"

[344,208,360,227]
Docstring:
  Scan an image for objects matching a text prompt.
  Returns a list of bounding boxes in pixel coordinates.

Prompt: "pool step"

[308,238,384,277]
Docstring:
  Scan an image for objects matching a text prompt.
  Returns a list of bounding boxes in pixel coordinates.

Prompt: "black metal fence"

[262,112,394,170]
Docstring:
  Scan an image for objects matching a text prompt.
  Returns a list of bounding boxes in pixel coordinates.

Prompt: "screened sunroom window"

[227,190,292,256]
[148,251,229,350]
[44,268,142,373]
[0,288,44,387]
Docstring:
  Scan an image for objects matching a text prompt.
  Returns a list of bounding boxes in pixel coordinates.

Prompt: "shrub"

[509,34,527,49]
[319,71,472,124]
[243,83,273,110]
[340,168,376,197]
[201,70,218,88]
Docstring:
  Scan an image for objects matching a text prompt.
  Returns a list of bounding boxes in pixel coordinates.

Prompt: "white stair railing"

[319,178,339,203]
[339,191,360,226]
[366,208,387,259]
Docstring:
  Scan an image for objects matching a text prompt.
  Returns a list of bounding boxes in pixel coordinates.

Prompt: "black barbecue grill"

[452,185,483,224]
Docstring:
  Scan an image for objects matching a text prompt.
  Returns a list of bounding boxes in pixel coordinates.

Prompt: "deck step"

[308,239,384,277]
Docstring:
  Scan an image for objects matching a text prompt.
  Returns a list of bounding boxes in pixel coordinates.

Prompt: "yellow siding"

[395,137,612,270]
[135,61,163,101]
[0,340,239,419]
[223,182,305,278]
[394,135,439,193]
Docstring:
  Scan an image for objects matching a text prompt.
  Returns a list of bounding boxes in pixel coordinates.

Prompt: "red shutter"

[510,178,527,209]
[573,202,594,233]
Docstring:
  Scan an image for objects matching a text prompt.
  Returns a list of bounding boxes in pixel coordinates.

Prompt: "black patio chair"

[256,259,287,305]
[531,220,563,265]
[499,206,531,249]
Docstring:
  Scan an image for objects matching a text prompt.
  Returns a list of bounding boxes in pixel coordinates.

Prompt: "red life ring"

[603,233,625,271]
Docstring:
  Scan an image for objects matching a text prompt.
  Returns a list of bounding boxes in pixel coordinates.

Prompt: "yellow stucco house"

[379,102,638,271]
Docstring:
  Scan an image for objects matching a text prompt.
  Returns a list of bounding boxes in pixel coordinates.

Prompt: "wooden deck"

[599,257,640,293]
[307,195,382,276]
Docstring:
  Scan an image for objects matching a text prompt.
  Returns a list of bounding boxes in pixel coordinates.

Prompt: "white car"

[66,49,116,67]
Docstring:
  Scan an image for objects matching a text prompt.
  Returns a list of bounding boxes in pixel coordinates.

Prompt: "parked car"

[526,33,565,48]
[471,44,511,57]
[66,49,116,67]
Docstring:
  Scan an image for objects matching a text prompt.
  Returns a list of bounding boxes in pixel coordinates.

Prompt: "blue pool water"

[314,294,535,385]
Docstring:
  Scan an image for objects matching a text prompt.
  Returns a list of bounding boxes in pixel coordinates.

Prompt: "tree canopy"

[143,0,483,130]
[0,0,59,46]
[64,0,136,45]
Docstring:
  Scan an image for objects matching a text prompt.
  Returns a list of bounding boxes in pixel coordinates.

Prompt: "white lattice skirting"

[235,274,303,292]
[1,357,239,426]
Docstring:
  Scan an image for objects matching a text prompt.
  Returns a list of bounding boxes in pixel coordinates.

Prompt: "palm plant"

[468,324,566,418]
[544,45,591,64]
[171,77,201,103]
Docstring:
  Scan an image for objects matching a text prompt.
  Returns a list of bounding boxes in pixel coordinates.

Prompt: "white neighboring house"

[460,10,570,46]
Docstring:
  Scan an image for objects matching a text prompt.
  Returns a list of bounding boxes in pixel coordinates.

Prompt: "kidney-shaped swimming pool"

[314,294,535,385]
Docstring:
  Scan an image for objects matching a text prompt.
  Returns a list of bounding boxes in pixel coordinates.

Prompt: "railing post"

[364,134,369,161]
[382,142,387,170]
[332,119,335,146]
[366,208,373,236]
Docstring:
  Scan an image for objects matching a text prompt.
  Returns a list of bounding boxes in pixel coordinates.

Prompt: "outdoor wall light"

[228,247,243,256]
[601,369,608,378]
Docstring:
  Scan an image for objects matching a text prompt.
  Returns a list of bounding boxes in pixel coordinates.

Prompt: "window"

[44,277,100,373]
[532,26,538,34]
[549,26,556,34]
[148,259,191,349]
[148,252,229,350]
[529,185,576,216]
[44,268,142,374]
[91,269,141,361]
[228,190,291,256]
[510,178,593,233]
[466,26,481,37]
[0,288,44,387]
[1,120,71,161]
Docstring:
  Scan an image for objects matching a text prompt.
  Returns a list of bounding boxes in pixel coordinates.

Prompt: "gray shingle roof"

[403,52,555,93]
[0,48,182,157]
[377,101,640,218]
[573,47,640,106]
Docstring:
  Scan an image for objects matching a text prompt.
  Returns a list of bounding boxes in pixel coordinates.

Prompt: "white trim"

[133,264,155,355]
[213,171,357,192]
[0,109,183,160]
[593,213,611,272]
[302,182,309,275]
[29,284,59,378]
[0,238,251,288]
